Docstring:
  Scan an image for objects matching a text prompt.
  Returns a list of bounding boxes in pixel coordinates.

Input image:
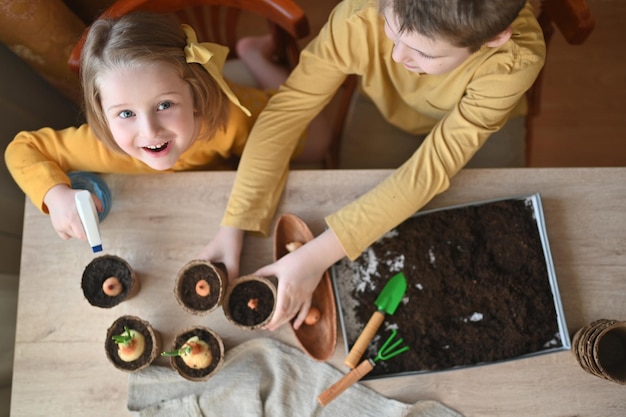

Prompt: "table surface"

[11,168,626,416]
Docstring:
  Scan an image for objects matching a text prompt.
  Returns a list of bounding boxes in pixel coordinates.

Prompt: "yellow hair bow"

[182,24,251,117]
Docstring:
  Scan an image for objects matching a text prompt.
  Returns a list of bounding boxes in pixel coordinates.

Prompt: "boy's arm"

[221,0,367,235]
[327,38,546,260]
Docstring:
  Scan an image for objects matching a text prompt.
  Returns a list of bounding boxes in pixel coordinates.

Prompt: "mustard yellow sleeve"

[221,0,370,235]
[4,124,146,213]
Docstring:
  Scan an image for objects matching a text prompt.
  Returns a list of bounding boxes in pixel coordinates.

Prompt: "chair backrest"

[525,0,595,163]
[67,0,310,74]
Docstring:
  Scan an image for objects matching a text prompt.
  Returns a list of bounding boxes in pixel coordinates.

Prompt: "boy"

[200,0,545,331]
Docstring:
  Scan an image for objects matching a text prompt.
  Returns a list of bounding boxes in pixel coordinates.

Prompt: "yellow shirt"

[223,0,546,260]
[5,83,269,213]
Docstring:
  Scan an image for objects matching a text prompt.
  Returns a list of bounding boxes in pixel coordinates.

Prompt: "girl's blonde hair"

[80,12,229,152]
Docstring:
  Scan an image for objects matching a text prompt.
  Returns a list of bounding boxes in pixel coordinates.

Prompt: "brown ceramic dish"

[168,326,225,382]
[105,315,161,372]
[82,254,139,308]
[273,213,337,361]
[174,260,225,315]
[223,275,277,330]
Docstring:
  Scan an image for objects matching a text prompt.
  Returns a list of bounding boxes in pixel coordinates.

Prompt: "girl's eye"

[119,110,134,119]
[158,101,172,111]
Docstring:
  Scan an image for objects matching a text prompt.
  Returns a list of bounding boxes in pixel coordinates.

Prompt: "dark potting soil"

[171,328,222,379]
[228,280,275,326]
[82,255,133,308]
[178,263,222,312]
[105,316,155,371]
[335,198,562,378]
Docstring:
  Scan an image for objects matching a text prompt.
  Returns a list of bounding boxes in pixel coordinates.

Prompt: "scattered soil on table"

[336,198,562,378]
[227,280,275,327]
[105,316,156,372]
[177,263,223,313]
[82,255,135,308]
[171,328,223,380]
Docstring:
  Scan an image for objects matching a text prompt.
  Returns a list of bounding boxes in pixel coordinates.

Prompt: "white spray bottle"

[75,190,103,253]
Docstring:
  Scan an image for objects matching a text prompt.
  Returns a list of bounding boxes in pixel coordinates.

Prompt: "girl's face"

[99,62,199,171]
[382,9,473,75]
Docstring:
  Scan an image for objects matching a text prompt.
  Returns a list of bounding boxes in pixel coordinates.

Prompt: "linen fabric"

[222,0,546,260]
[4,82,269,214]
[127,337,464,417]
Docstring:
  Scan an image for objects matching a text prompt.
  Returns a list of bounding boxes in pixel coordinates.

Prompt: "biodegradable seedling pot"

[105,315,161,372]
[223,275,277,330]
[174,260,226,315]
[573,319,626,384]
[273,213,337,361]
[82,254,139,308]
[164,326,225,382]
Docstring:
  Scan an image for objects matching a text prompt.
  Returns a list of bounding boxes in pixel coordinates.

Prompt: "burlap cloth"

[127,337,463,417]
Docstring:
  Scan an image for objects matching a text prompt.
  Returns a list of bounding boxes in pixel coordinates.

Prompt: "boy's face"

[98,62,199,171]
[382,9,473,75]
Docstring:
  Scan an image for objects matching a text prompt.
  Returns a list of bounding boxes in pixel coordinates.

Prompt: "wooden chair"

[525,0,595,163]
[68,0,310,73]
[67,0,358,168]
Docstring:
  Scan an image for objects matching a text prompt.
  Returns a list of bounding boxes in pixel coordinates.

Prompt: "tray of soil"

[273,213,337,361]
[81,254,139,308]
[332,193,570,379]
[163,326,225,382]
[174,259,225,315]
[223,275,277,330]
[105,315,161,372]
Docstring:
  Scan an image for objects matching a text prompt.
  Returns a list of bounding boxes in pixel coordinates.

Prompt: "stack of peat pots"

[572,319,626,384]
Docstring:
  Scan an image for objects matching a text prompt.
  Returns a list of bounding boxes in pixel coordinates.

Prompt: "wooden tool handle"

[344,310,385,369]
[317,359,374,407]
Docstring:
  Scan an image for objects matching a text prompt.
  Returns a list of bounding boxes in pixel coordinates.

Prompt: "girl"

[5,11,329,243]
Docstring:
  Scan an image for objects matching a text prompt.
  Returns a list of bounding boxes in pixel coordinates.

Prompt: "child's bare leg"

[236,35,289,90]
[237,35,333,165]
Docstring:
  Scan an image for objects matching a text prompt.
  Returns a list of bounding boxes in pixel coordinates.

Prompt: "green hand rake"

[318,329,409,406]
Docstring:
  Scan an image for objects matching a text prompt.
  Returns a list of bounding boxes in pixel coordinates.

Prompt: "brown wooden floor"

[298,0,626,167]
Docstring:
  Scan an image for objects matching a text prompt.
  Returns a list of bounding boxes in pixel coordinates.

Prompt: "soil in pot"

[334,198,562,378]
[105,315,161,372]
[174,260,225,315]
[224,275,276,329]
[82,254,139,308]
[167,327,224,381]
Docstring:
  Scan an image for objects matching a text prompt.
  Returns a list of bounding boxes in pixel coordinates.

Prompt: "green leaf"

[112,327,133,345]
[161,345,192,357]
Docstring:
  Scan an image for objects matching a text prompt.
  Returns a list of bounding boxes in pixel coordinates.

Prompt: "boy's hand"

[261,229,346,331]
[256,251,321,331]
[43,184,103,241]
[197,225,244,282]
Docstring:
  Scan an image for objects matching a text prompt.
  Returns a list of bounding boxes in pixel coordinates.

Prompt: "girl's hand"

[43,184,102,241]
[197,225,244,282]
[260,229,346,331]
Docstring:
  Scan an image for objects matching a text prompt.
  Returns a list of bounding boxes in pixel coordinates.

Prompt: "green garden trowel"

[343,272,408,368]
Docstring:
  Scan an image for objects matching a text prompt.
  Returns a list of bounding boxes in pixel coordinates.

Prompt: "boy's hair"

[80,12,229,152]
[379,0,527,51]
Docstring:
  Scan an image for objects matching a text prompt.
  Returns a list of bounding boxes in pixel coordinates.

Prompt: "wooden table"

[11,168,626,416]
